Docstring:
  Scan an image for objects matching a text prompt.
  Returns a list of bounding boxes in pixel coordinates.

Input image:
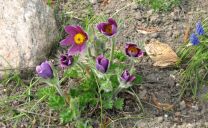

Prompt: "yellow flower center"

[74,33,86,45]
[104,24,113,34]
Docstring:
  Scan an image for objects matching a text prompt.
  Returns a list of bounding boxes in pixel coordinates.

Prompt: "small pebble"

[176,83,180,87]
[192,105,199,111]
[180,101,186,110]
[175,112,181,117]
[157,116,164,123]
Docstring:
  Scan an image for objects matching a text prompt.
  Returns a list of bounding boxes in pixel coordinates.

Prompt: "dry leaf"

[183,25,191,43]
[137,26,160,34]
[152,94,174,111]
[144,40,179,68]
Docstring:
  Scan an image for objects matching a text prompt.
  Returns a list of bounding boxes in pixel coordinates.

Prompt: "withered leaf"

[144,40,179,68]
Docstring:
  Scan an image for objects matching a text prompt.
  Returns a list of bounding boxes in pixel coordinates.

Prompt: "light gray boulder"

[0,0,57,72]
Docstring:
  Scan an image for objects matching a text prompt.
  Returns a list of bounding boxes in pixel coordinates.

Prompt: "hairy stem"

[92,71,103,126]
[110,38,115,66]
[129,57,135,74]
[88,46,93,58]
[113,86,123,99]
[55,82,63,97]
[126,88,144,112]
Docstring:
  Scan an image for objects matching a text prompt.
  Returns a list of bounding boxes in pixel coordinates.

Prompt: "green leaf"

[70,88,80,97]
[103,99,113,109]
[60,98,81,124]
[109,75,119,88]
[60,109,74,124]
[75,120,93,128]
[64,68,79,78]
[114,51,127,62]
[80,75,97,91]
[100,79,113,92]
[133,75,142,85]
[79,92,96,107]
[48,95,65,110]
[36,86,56,99]
[114,98,124,110]
[102,92,113,109]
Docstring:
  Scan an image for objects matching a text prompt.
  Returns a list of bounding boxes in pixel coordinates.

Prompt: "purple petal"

[96,55,109,73]
[121,70,129,81]
[100,58,108,67]
[60,37,74,46]
[97,23,106,32]
[80,43,86,53]
[75,26,85,33]
[137,51,144,57]
[60,54,73,68]
[36,66,42,74]
[120,70,135,83]
[65,25,78,35]
[100,58,109,71]
[111,25,117,36]
[68,44,85,55]
[96,63,106,73]
[36,61,53,79]
[96,55,104,63]
[108,18,117,27]
[128,76,136,82]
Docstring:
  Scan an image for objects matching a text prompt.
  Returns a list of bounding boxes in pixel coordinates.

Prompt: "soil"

[90,0,208,127]
[1,0,208,128]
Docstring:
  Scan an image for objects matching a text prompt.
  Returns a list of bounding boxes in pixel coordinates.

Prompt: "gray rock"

[0,0,57,72]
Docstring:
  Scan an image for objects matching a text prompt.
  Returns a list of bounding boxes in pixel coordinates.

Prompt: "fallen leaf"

[152,94,174,111]
[183,25,191,43]
[137,26,160,34]
[144,40,179,68]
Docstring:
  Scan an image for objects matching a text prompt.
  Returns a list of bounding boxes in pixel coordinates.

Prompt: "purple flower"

[36,61,53,79]
[120,70,135,83]
[59,25,88,55]
[96,55,109,73]
[97,18,117,37]
[60,53,73,68]
[196,21,205,35]
[190,33,200,45]
[125,43,144,57]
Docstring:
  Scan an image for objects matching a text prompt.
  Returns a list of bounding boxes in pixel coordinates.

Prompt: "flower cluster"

[37,18,142,78]
[36,18,144,92]
[35,17,145,125]
[190,21,205,46]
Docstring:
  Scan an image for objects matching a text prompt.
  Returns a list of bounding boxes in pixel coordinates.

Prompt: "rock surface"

[0,0,57,71]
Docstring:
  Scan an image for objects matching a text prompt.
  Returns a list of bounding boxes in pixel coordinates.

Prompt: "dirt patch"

[90,0,208,127]
[1,0,208,127]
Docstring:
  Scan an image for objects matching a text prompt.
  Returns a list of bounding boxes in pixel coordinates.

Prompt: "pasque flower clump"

[36,17,143,125]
